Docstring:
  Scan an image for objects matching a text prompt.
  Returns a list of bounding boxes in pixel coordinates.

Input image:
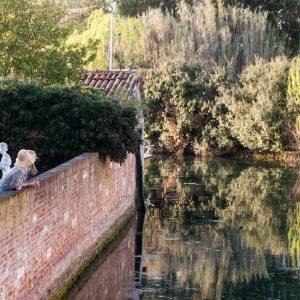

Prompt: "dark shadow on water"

[135,211,145,291]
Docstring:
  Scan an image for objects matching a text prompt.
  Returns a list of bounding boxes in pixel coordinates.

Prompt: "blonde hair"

[29,163,38,175]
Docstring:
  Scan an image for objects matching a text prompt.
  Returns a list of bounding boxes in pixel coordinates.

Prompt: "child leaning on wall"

[0,149,39,192]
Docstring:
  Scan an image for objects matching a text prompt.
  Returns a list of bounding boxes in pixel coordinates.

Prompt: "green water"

[69,156,300,300]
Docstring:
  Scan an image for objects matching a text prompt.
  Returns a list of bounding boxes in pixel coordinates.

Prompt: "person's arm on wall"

[16,181,39,191]
[9,170,39,191]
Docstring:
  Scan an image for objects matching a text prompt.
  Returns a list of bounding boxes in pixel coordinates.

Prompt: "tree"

[67,9,146,70]
[114,0,195,16]
[143,64,226,154]
[0,0,94,84]
[55,0,109,9]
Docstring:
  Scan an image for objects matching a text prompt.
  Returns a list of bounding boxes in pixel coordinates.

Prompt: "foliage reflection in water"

[69,156,300,300]
[140,156,300,300]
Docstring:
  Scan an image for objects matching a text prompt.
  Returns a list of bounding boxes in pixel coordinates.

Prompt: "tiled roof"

[82,70,141,98]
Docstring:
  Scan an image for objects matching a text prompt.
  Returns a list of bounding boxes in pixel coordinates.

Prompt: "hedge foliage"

[0,80,139,170]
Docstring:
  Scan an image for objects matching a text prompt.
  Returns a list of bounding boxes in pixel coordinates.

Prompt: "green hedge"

[0,80,139,170]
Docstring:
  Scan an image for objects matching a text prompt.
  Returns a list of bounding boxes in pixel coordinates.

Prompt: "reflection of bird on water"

[145,193,155,207]
[144,145,154,159]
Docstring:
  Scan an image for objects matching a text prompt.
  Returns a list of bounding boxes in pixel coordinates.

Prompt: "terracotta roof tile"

[82,70,141,98]
[116,72,124,80]
[115,78,126,94]
[84,72,94,86]
[106,79,115,91]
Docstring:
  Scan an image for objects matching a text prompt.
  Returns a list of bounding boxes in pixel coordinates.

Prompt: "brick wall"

[0,153,137,300]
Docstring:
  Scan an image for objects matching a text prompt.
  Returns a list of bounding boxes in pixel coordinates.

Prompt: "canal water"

[67,156,300,300]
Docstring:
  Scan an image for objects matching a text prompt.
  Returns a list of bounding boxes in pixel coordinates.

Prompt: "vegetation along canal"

[66,156,300,300]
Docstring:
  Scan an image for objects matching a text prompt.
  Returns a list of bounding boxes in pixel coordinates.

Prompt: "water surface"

[69,156,300,300]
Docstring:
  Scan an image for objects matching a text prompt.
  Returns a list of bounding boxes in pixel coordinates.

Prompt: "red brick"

[0,153,136,300]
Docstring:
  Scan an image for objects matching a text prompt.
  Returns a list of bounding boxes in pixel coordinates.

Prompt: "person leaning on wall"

[0,149,40,193]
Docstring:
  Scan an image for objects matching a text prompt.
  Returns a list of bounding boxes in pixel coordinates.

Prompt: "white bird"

[145,193,155,207]
[144,145,154,159]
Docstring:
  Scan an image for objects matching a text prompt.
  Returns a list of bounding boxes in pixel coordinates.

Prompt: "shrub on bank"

[218,57,298,152]
[144,64,230,154]
[144,57,300,154]
[288,57,300,146]
[0,80,139,170]
[289,57,300,105]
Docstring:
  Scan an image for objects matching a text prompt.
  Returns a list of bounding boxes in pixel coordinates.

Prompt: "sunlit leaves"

[0,0,93,84]
[288,57,300,106]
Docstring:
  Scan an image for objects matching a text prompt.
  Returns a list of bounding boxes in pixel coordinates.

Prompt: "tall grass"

[140,0,287,74]
[67,0,287,74]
